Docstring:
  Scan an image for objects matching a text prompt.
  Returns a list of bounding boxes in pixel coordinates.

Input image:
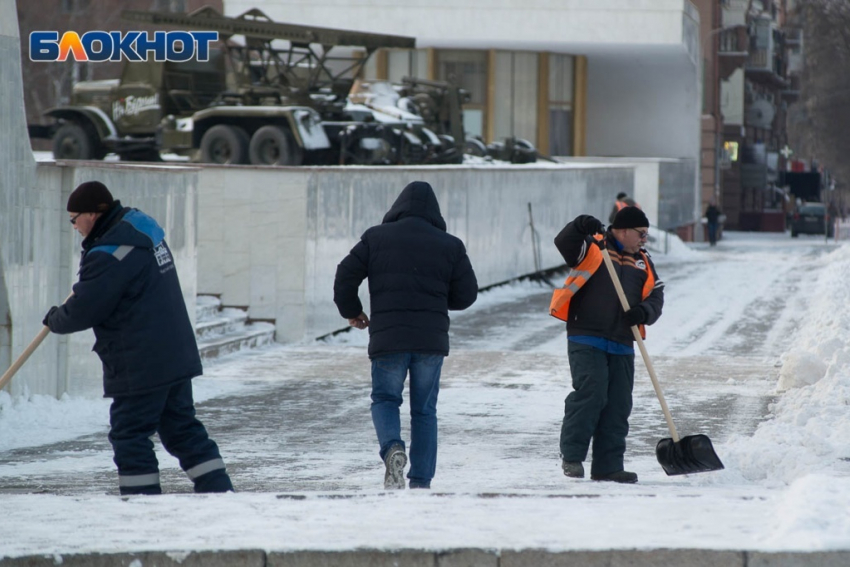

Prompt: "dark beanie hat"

[67,181,114,213]
[616,192,628,200]
[612,206,649,229]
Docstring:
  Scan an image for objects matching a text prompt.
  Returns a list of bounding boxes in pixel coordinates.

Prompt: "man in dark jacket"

[333,181,478,490]
[608,192,640,224]
[44,181,233,495]
[704,200,723,246]
[553,206,664,484]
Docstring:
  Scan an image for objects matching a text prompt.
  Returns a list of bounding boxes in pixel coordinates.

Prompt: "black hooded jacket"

[333,181,478,358]
[46,201,202,397]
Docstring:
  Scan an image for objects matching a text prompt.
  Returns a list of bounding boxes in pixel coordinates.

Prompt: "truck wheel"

[200,125,249,164]
[52,123,101,160]
[249,126,303,166]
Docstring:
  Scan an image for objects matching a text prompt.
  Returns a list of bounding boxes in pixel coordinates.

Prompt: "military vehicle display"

[34,7,536,165]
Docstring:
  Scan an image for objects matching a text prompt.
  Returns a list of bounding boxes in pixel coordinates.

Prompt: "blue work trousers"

[108,380,232,495]
[559,342,635,477]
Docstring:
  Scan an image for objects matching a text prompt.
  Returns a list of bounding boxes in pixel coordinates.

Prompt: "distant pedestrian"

[44,181,233,496]
[549,206,664,484]
[704,200,723,246]
[608,192,641,224]
[333,181,478,489]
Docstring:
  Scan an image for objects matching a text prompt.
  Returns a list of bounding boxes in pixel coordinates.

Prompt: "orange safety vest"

[549,235,656,338]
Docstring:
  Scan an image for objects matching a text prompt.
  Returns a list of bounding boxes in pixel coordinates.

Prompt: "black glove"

[574,215,604,235]
[43,306,59,327]
[623,305,647,326]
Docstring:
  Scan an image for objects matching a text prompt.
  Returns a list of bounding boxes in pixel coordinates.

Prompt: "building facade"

[225,0,704,235]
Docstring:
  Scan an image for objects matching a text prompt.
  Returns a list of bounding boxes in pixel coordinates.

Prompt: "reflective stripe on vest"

[549,235,604,321]
[549,236,656,337]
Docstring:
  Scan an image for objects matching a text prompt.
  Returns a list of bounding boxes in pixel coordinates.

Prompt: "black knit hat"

[67,181,114,213]
[612,206,649,229]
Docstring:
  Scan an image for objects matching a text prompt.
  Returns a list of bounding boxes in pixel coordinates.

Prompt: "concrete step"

[196,294,222,322]
[195,295,275,361]
[197,322,276,361]
[195,307,249,340]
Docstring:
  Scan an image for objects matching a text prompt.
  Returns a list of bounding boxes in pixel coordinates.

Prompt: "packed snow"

[1,229,849,558]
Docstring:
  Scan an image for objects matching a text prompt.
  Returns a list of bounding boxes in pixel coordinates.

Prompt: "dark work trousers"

[108,379,233,495]
[559,341,635,477]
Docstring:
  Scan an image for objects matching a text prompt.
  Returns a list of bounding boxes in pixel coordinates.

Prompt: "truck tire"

[52,122,102,160]
[200,125,250,164]
[249,126,303,166]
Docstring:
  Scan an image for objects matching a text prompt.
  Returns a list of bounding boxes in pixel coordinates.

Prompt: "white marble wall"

[196,163,637,343]
[0,1,202,398]
[0,0,61,397]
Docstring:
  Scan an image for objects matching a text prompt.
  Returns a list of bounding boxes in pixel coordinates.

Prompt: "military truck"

[35,7,457,165]
[35,7,535,165]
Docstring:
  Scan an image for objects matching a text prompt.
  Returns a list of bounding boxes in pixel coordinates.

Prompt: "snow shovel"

[600,248,724,476]
[0,293,73,392]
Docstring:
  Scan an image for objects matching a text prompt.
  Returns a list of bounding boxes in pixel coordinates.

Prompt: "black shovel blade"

[655,434,724,476]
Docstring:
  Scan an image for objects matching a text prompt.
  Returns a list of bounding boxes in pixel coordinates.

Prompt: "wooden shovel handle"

[0,293,74,392]
[600,247,680,442]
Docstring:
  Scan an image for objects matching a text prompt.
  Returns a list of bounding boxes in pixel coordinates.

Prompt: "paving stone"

[269,549,435,567]
[0,550,266,567]
[748,551,850,567]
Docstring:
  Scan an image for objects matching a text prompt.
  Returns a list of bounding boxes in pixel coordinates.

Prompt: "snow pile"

[712,245,850,485]
[0,391,108,452]
[645,226,700,261]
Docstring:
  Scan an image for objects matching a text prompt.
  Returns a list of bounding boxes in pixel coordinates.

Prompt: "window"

[154,0,187,12]
[387,49,428,82]
[435,50,487,138]
[548,54,574,156]
[493,51,538,144]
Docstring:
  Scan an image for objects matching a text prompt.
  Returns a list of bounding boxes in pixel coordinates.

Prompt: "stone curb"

[2,549,849,566]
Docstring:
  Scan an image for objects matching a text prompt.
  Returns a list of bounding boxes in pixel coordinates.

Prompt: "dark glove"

[42,306,59,327]
[623,305,647,326]
[574,215,604,235]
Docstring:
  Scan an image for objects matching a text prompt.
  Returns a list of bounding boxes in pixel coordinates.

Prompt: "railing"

[718,26,748,53]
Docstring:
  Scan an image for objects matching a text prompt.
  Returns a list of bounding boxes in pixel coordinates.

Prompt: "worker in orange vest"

[608,192,640,224]
[549,206,664,484]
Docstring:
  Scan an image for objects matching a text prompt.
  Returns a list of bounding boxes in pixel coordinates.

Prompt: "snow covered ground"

[0,229,849,558]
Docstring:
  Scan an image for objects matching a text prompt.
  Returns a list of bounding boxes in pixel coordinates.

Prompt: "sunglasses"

[69,212,83,225]
[630,228,649,239]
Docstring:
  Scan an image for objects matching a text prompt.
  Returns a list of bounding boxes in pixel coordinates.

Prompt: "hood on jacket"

[382,181,447,232]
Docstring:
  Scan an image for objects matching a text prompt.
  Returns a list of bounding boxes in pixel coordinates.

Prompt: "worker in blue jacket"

[44,181,233,496]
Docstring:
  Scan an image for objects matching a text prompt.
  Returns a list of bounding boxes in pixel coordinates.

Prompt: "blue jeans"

[371,353,443,486]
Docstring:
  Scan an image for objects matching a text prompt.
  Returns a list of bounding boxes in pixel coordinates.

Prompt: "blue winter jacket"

[333,181,478,358]
[47,202,202,397]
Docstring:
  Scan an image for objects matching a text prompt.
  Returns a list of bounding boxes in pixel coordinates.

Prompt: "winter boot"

[383,443,407,489]
[561,460,585,478]
[193,469,234,493]
[590,470,638,484]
